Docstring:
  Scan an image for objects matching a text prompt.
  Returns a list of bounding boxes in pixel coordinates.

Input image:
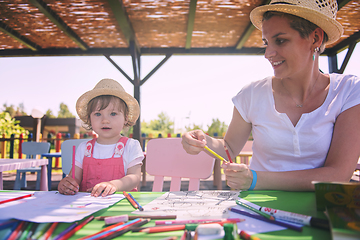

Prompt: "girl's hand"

[88,182,116,197]
[222,162,254,190]
[181,130,207,155]
[58,176,79,195]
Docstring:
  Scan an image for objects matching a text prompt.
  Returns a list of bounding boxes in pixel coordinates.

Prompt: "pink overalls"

[80,137,137,192]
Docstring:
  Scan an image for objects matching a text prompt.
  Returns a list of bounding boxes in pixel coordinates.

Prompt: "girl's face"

[262,15,313,79]
[90,99,127,144]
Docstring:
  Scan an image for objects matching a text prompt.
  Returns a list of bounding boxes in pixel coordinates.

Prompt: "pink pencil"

[72,145,75,179]
[224,145,233,163]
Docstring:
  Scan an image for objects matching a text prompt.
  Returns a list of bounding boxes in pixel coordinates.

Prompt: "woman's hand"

[88,182,116,197]
[222,162,254,190]
[181,130,207,155]
[58,176,79,195]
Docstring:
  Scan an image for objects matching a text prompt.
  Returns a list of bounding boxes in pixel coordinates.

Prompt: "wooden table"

[0,158,48,191]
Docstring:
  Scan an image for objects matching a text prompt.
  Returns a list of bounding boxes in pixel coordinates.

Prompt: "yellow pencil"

[204,146,228,162]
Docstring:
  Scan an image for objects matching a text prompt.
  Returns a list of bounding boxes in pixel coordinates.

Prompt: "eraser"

[104,215,129,225]
[196,223,223,235]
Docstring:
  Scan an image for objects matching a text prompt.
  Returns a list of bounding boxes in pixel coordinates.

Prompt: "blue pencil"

[52,222,78,240]
[128,193,144,211]
[229,207,303,232]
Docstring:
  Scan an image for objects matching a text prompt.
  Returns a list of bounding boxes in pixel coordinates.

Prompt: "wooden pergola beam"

[185,0,198,49]
[29,0,88,51]
[0,21,40,51]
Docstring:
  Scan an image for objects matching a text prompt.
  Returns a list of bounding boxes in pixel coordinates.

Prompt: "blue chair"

[60,139,89,178]
[14,142,50,190]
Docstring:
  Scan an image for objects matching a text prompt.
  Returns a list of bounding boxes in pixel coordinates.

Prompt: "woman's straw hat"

[250,0,343,45]
[76,78,140,125]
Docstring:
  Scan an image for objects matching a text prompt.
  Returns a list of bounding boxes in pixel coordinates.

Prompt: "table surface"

[0,158,48,172]
[0,190,331,240]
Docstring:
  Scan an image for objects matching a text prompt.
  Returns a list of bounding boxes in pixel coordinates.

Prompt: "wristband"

[248,170,257,190]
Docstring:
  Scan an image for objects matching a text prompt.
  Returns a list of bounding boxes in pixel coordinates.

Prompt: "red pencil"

[224,145,233,163]
[43,222,58,240]
[7,221,25,240]
[0,193,34,205]
[59,215,94,240]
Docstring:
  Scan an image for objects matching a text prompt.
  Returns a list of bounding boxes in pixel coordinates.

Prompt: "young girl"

[58,78,144,197]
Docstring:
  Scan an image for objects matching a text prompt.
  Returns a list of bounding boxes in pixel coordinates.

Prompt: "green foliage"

[0,112,28,137]
[207,118,228,137]
[2,103,27,117]
[141,112,174,136]
[45,109,56,118]
[58,103,75,118]
[185,123,204,132]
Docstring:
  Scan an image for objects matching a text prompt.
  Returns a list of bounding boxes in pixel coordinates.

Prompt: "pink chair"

[145,138,215,192]
[238,141,253,165]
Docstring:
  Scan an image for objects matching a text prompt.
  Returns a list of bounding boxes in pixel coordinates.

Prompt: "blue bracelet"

[248,170,257,190]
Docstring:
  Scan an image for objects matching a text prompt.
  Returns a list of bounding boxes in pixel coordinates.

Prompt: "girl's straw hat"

[76,78,140,125]
[250,0,343,45]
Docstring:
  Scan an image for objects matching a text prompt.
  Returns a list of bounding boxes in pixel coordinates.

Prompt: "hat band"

[270,2,295,6]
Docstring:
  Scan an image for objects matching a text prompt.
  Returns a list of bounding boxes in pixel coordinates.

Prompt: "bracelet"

[248,170,257,190]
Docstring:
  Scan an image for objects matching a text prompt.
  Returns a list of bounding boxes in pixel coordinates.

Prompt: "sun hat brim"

[250,4,343,45]
[76,80,140,125]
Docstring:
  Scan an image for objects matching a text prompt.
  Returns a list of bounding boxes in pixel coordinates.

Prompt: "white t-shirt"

[75,138,144,175]
[232,73,360,172]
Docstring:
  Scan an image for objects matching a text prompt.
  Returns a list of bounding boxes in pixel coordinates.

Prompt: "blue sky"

[1,44,359,132]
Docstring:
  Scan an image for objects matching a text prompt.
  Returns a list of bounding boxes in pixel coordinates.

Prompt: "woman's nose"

[264,46,276,60]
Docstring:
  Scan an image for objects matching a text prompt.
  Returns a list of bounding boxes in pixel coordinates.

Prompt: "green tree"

[140,112,174,136]
[57,103,75,118]
[207,118,228,137]
[45,109,56,118]
[0,112,28,137]
[185,123,204,132]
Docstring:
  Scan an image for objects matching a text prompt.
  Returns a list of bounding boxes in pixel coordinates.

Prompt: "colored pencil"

[224,145,233,163]
[235,200,274,220]
[32,223,52,239]
[4,221,20,240]
[155,218,244,225]
[72,145,75,179]
[204,145,228,162]
[95,214,177,220]
[229,207,303,232]
[0,193,34,205]
[25,222,38,240]
[79,218,142,240]
[240,230,262,240]
[123,191,139,209]
[98,218,150,240]
[18,222,33,240]
[53,222,78,240]
[7,220,25,240]
[58,215,94,240]
[43,222,58,240]
[127,192,144,211]
[0,219,17,230]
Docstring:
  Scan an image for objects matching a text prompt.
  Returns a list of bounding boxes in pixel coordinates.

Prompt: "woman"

[182,0,360,191]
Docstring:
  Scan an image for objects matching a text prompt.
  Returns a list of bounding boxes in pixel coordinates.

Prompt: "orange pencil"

[224,145,233,163]
[140,224,185,233]
[123,191,139,209]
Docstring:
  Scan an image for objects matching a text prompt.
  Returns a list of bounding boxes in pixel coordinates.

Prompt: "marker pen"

[259,207,329,229]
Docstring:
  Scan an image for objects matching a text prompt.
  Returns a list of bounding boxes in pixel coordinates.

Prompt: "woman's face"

[262,15,313,79]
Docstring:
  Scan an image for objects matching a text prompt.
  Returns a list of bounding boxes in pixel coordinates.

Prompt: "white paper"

[0,191,125,223]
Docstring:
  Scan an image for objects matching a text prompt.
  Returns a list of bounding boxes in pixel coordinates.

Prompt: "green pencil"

[18,222,33,240]
[32,222,51,239]
[235,200,275,220]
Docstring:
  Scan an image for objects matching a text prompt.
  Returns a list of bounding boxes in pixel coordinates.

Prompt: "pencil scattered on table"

[128,192,144,211]
[224,145,233,163]
[95,214,177,221]
[204,145,228,162]
[58,215,94,240]
[0,193,34,205]
[123,191,140,210]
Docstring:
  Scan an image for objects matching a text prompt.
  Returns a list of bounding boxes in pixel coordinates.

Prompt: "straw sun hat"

[76,78,140,126]
[250,0,343,45]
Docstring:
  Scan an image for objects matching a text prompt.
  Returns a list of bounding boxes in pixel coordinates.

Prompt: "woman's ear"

[313,27,324,48]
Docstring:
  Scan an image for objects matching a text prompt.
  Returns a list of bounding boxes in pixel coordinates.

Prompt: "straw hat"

[250,0,343,45]
[76,78,140,125]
